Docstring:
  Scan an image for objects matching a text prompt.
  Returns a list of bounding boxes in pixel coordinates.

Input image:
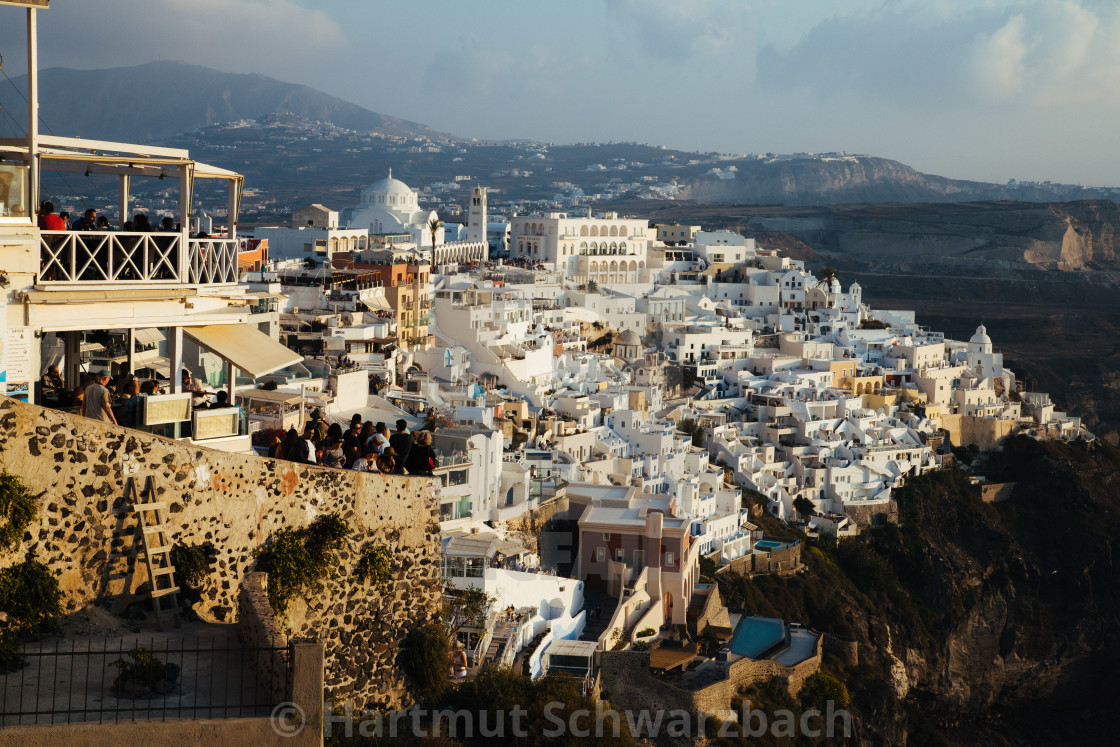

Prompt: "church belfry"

[467,185,487,246]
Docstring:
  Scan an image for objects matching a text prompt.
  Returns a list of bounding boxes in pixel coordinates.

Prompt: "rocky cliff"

[715,437,1120,744]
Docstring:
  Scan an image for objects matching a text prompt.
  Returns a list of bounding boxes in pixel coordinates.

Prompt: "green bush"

[170,542,215,591]
[355,543,392,588]
[799,671,851,710]
[0,551,62,633]
[407,622,451,704]
[636,627,656,637]
[0,628,24,673]
[0,470,37,550]
[254,514,351,616]
[111,646,175,696]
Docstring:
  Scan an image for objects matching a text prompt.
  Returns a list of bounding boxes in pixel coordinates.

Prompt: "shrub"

[254,514,351,617]
[0,551,62,633]
[799,671,851,710]
[170,543,215,591]
[0,629,24,673]
[407,622,451,703]
[355,543,392,588]
[111,646,180,697]
[0,470,37,550]
[636,627,656,637]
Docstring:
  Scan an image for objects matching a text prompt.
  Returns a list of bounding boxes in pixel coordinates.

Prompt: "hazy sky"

[1,0,1117,185]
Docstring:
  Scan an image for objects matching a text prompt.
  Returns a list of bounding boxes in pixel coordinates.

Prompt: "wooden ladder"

[128,477,181,629]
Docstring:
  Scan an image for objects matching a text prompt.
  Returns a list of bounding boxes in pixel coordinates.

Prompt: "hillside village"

[0,4,1095,737]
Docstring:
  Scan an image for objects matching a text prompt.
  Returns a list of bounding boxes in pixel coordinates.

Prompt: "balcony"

[39,231,239,287]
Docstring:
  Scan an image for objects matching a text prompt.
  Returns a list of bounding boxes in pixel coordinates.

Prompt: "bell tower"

[466,185,487,248]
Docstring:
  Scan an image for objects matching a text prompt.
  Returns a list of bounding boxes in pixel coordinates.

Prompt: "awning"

[133,328,165,346]
[184,325,303,379]
[358,288,393,312]
[235,389,303,405]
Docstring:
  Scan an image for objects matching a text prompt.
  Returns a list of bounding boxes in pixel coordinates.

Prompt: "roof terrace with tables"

[0,11,292,449]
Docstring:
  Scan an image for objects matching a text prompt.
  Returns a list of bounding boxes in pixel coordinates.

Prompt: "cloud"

[602,0,758,58]
[758,1,1120,110]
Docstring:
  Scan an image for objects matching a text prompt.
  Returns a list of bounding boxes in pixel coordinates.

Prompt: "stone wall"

[821,632,859,667]
[844,499,899,528]
[600,635,822,718]
[238,572,288,703]
[980,482,1016,504]
[725,540,804,576]
[0,396,441,709]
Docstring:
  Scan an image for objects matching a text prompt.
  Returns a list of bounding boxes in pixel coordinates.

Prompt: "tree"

[443,583,496,638]
[427,215,444,253]
[586,279,599,293]
[793,495,816,520]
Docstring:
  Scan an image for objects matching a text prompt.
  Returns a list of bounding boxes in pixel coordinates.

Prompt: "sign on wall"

[3,326,31,401]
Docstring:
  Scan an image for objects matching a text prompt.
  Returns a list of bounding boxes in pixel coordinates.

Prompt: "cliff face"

[717,438,1120,744]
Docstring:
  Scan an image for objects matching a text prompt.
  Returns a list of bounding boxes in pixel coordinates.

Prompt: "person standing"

[404,430,435,476]
[388,419,413,474]
[83,369,117,425]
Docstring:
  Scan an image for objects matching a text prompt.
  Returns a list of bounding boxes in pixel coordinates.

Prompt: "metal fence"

[0,636,291,726]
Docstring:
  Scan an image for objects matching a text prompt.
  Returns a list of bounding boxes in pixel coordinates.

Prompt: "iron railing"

[0,636,291,726]
[39,232,239,286]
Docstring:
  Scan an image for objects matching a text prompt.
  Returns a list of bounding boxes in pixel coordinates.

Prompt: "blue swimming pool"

[728,616,786,658]
[755,540,783,550]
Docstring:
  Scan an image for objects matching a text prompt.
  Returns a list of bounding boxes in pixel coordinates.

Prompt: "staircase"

[129,477,181,630]
[578,589,618,643]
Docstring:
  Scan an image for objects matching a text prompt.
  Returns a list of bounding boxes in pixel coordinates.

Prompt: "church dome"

[358,169,418,210]
[970,323,992,347]
[617,329,641,346]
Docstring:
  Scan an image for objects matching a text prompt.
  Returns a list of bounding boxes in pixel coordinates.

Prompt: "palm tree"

[815,266,839,307]
[427,216,444,253]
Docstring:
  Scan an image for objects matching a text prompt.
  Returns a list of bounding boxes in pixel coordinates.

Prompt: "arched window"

[610,242,618,253]
[580,241,588,252]
[590,225,599,237]
[600,225,609,236]
[609,225,618,237]
[580,225,588,236]
[619,241,627,252]
[629,260,637,273]
[620,225,628,237]
[590,261,599,273]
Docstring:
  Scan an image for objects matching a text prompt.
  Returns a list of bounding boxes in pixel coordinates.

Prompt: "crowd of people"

[41,365,237,429]
[268,414,436,477]
[35,200,211,237]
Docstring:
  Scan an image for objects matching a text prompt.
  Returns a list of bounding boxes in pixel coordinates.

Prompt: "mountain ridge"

[0,60,448,143]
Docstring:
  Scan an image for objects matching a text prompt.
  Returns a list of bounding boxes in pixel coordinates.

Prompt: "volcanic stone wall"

[0,395,441,709]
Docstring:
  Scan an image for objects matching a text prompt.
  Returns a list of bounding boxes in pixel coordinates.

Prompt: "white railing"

[187,238,239,284]
[39,231,238,286]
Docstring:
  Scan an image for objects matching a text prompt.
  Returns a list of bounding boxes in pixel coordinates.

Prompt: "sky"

[0,0,1117,185]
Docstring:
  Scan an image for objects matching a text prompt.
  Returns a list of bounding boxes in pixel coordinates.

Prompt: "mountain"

[0,60,446,143]
[675,155,1117,206]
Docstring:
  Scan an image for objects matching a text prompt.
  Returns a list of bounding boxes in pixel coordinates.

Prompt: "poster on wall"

[4,327,31,401]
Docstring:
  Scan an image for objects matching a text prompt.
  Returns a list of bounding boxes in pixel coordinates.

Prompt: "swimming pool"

[754,540,784,550]
[728,616,786,659]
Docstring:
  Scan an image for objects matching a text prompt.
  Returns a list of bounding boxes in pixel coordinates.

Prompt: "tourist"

[73,208,97,231]
[140,379,161,395]
[159,216,176,232]
[370,422,391,454]
[404,430,435,476]
[343,418,363,467]
[132,214,153,232]
[116,378,142,428]
[37,200,66,231]
[451,641,468,680]
[211,390,233,408]
[181,369,208,407]
[267,434,284,459]
[320,437,344,468]
[95,215,112,230]
[308,409,328,443]
[352,447,379,473]
[59,211,71,229]
[39,364,69,407]
[388,419,413,474]
[301,423,319,464]
[375,448,397,475]
[83,369,117,425]
[359,421,376,452]
[279,427,302,462]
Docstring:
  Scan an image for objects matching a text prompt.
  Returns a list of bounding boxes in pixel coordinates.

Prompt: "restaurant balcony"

[38,231,239,287]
